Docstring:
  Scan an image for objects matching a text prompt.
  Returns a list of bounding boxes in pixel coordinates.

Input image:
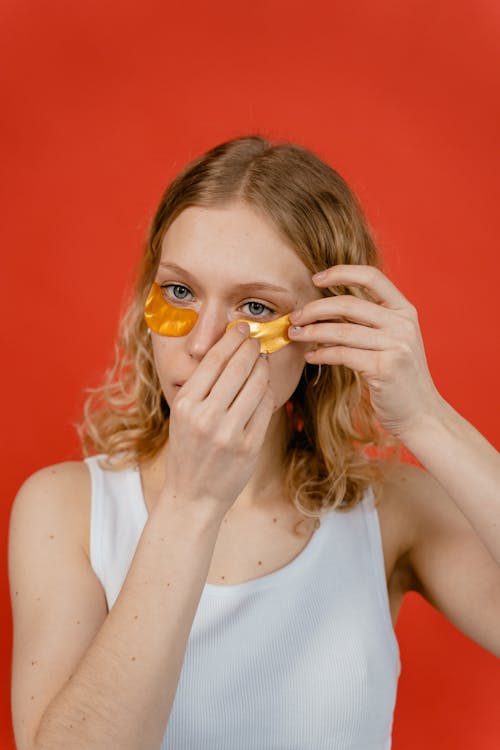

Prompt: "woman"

[9,135,500,750]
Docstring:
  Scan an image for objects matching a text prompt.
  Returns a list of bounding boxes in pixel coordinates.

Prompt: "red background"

[1,1,499,747]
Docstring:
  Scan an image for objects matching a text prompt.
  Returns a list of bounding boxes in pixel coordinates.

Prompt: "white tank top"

[85,454,401,749]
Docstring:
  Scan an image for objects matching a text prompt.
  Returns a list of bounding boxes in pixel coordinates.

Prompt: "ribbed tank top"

[85,454,401,750]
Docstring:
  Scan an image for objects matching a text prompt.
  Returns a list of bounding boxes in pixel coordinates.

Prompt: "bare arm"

[399,396,500,566]
[32,492,223,750]
[13,322,273,750]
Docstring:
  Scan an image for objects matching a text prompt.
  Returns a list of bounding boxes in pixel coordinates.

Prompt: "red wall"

[1,1,499,747]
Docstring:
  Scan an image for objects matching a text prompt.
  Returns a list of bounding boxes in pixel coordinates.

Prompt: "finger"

[241,381,275,439]
[305,345,377,374]
[291,295,394,329]
[312,265,412,310]
[209,336,262,409]
[289,321,392,350]
[226,355,272,433]
[183,323,253,401]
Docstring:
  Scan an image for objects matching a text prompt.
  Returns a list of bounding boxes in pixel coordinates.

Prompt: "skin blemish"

[49,534,55,539]
[272,517,277,523]
[134,615,138,620]
[258,561,262,565]
[221,576,225,580]
[76,620,81,625]
[15,591,18,596]
[131,657,136,661]
[31,661,37,666]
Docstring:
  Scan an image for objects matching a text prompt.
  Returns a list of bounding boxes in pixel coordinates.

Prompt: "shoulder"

[377,459,450,522]
[377,459,438,535]
[375,460,433,592]
[376,459,466,586]
[11,460,92,557]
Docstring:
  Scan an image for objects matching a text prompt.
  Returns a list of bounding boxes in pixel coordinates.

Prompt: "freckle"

[258,560,262,565]
[221,575,225,580]
[15,591,18,596]
[31,660,38,666]
[167,582,171,586]
[30,696,34,700]
[272,517,277,523]
[131,656,136,661]
[82,716,86,721]
[51,470,56,474]
[134,615,138,619]
[76,620,81,625]
[36,597,40,601]
[69,724,73,729]
[49,534,55,539]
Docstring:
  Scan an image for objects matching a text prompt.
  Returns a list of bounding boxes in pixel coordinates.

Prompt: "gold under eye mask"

[144,282,292,354]
[144,282,198,336]
[225,315,292,354]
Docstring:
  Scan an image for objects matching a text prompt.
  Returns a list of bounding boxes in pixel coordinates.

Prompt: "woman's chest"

[206,490,415,628]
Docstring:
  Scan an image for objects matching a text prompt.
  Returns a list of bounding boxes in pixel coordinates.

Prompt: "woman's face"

[151,201,324,416]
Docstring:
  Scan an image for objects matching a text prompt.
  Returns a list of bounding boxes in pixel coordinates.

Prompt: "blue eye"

[161,284,192,302]
[242,301,273,317]
[160,283,275,318]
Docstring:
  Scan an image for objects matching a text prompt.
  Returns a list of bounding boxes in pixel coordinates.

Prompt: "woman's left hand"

[288,265,445,440]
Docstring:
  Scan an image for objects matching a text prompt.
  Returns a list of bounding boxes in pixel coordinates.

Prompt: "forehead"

[159,203,314,294]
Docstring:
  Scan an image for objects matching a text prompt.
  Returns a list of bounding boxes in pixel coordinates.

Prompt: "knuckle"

[193,412,212,438]
[364,266,378,285]
[173,393,192,419]
[334,296,355,315]
[398,339,412,353]
[332,323,348,342]
[212,428,232,450]
[399,316,417,337]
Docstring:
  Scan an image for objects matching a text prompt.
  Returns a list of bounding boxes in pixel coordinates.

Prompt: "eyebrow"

[158,261,295,296]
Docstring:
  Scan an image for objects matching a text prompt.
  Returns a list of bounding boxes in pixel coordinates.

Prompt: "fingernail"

[260,353,269,359]
[237,322,250,335]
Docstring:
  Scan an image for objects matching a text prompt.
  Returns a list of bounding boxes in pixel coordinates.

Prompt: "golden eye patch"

[225,314,292,354]
[144,282,198,336]
[144,282,292,354]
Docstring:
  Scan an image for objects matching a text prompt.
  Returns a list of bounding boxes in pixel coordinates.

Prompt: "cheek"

[151,337,180,385]
[268,342,307,402]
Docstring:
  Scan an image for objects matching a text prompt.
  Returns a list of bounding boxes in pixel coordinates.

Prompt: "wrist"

[397,391,452,447]
[155,489,227,531]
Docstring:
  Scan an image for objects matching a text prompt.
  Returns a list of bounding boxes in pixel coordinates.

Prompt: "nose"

[184,307,231,361]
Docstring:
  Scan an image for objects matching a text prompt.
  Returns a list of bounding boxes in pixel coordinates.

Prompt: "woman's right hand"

[161,323,275,516]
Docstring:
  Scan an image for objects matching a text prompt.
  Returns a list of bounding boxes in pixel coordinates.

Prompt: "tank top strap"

[84,454,147,610]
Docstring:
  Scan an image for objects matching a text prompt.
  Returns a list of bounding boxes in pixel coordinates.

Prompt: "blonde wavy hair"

[78,134,402,518]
